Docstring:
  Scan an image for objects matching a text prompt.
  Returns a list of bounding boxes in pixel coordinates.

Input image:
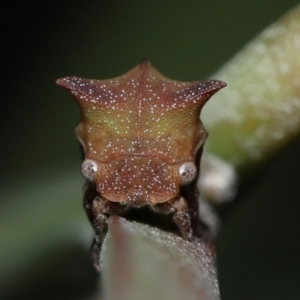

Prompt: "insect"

[56,59,226,270]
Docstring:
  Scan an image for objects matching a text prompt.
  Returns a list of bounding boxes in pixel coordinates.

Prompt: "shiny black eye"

[178,162,197,185]
[81,159,98,181]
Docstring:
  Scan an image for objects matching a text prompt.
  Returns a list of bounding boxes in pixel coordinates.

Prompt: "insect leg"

[154,197,193,240]
[83,180,128,271]
[89,196,127,271]
[89,198,108,272]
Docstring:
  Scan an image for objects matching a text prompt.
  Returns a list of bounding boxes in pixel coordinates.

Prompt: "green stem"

[202,5,300,176]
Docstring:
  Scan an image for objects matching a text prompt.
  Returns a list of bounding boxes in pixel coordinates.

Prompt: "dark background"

[1,1,300,299]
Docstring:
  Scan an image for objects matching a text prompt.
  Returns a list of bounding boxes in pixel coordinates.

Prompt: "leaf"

[101,216,220,300]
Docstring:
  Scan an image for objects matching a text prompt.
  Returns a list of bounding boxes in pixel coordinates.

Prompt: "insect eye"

[81,159,98,181]
[178,162,197,185]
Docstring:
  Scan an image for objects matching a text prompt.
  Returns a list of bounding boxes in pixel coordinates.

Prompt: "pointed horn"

[179,79,226,108]
[56,76,99,102]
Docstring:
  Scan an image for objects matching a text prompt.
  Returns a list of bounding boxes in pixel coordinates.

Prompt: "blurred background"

[1,1,300,299]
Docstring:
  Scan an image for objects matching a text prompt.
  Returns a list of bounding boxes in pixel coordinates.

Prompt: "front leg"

[89,198,127,271]
[83,181,127,270]
[154,197,193,240]
[89,198,108,272]
[83,182,127,271]
[91,197,127,240]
